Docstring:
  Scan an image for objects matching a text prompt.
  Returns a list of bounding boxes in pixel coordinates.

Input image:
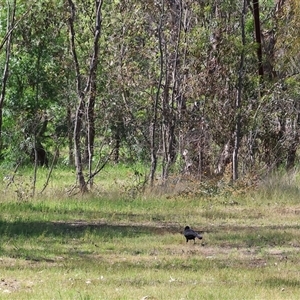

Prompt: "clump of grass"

[255,169,300,205]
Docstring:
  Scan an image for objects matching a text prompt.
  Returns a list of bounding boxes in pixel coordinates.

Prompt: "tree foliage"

[0,0,300,193]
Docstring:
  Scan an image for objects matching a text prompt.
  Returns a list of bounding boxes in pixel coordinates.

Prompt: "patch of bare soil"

[0,278,19,294]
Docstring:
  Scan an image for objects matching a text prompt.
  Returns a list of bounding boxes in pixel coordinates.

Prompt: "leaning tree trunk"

[68,0,103,193]
[0,0,16,151]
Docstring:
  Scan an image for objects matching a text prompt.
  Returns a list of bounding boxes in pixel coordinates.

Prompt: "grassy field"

[1,166,300,299]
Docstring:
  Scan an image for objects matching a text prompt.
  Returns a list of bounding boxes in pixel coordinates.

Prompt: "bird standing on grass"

[183,226,202,243]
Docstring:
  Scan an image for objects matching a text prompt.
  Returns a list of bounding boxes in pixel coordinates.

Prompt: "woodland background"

[1,0,300,193]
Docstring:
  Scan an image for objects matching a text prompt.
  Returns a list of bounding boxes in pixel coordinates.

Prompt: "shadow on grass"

[264,277,300,288]
[0,219,183,244]
[1,218,299,244]
[0,219,184,264]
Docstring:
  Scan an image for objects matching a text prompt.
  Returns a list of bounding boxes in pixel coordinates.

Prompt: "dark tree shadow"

[0,219,181,262]
[0,219,181,240]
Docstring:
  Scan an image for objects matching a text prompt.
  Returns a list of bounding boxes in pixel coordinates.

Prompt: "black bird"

[183,226,202,243]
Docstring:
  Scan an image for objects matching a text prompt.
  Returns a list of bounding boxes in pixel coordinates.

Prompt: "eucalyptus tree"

[67,0,103,192]
[101,0,194,183]
[1,0,298,192]
[180,0,260,179]
[99,1,164,184]
[261,0,300,170]
[101,0,266,181]
[99,0,154,163]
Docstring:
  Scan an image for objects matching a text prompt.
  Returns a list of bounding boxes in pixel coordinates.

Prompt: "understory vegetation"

[1,166,300,299]
[2,1,300,298]
[1,0,300,192]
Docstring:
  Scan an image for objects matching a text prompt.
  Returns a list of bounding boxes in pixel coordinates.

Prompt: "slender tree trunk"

[113,129,121,163]
[74,101,86,192]
[32,134,38,198]
[253,0,264,77]
[0,0,16,151]
[275,0,287,14]
[68,0,87,193]
[161,0,182,181]
[67,106,74,166]
[40,145,59,194]
[286,103,300,170]
[32,46,42,197]
[216,140,232,175]
[233,0,246,181]
[86,0,103,189]
[68,0,103,193]
[149,0,164,186]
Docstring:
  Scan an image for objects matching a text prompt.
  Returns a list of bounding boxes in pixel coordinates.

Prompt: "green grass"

[1,167,300,299]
